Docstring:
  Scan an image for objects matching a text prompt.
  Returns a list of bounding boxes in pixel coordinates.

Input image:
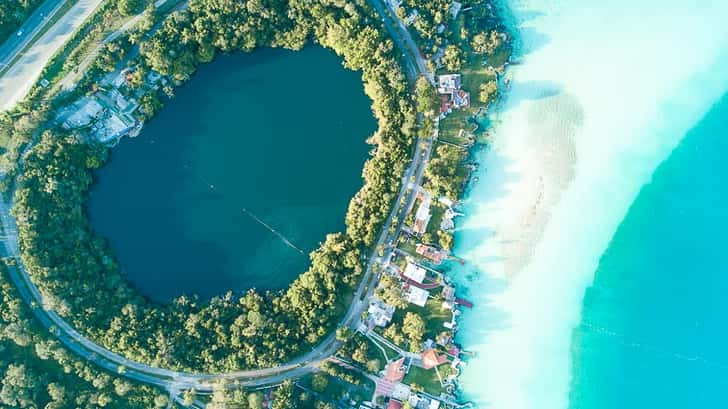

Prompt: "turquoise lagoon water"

[449,1,728,408]
[569,94,728,408]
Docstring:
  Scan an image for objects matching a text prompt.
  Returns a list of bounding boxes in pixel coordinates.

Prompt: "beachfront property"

[437,74,470,117]
[415,244,447,264]
[403,261,427,283]
[407,285,429,307]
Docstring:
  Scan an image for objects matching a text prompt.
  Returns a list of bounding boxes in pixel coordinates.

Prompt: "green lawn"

[425,203,446,239]
[300,372,375,405]
[403,365,445,396]
[388,288,452,342]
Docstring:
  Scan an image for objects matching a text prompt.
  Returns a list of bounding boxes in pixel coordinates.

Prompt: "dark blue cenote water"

[87,47,375,303]
[569,94,728,408]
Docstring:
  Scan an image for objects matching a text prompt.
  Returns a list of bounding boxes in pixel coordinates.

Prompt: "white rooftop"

[407,286,429,307]
[403,262,426,283]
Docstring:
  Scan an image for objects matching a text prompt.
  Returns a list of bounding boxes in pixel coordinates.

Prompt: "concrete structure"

[403,261,426,283]
[407,286,429,307]
[62,98,103,129]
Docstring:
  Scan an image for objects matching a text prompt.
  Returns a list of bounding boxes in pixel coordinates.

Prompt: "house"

[437,74,461,94]
[368,300,395,327]
[384,358,406,383]
[416,244,446,264]
[420,348,448,369]
[437,74,471,116]
[413,195,432,235]
[387,399,403,409]
[407,286,429,307]
[403,261,426,284]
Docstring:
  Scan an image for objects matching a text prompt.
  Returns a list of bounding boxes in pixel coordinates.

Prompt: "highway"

[0,0,105,112]
[0,0,438,402]
[0,0,68,67]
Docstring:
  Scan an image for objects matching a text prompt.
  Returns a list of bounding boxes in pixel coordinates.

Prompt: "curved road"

[0,0,436,402]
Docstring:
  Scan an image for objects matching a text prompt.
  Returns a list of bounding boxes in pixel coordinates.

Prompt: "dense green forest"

[10,0,417,373]
[0,0,45,45]
[0,262,171,408]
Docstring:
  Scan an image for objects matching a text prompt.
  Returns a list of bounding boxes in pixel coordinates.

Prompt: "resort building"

[368,300,395,327]
[407,286,429,307]
[403,261,427,283]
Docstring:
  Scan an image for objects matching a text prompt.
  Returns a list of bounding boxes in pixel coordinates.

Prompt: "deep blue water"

[569,93,728,408]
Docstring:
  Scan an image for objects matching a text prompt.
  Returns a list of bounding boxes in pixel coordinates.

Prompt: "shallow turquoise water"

[87,47,374,302]
[569,94,728,408]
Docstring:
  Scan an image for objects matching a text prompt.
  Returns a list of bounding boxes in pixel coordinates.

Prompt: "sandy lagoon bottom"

[446,1,728,408]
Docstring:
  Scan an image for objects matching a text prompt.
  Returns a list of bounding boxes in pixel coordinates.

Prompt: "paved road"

[0,0,67,67]
[0,0,438,401]
[369,0,433,83]
[0,0,105,112]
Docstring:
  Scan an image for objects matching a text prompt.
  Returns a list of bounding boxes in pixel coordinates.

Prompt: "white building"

[403,261,426,283]
[437,74,461,95]
[407,286,429,307]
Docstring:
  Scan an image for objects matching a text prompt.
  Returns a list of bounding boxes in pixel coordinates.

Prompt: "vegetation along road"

[0,0,439,403]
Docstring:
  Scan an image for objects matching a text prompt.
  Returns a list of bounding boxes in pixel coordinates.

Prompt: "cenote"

[87,47,375,303]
